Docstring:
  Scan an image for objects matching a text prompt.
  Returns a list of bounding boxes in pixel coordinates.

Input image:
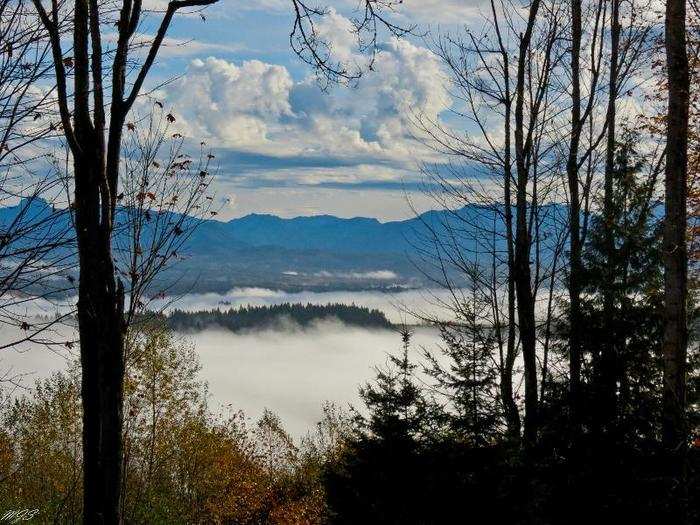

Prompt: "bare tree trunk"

[567,0,583,431]
[32,1,220,521]
[503,121,521,442]
[498,13,521,440]
[600,0,621,434]
[662,0,689,452]
[514,0,543,446]
[74,170,125,522]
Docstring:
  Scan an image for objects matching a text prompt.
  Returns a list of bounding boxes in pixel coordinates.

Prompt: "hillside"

[164,303,393,333]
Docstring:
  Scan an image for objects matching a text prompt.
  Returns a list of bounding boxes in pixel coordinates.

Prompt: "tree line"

[163,303,393,333]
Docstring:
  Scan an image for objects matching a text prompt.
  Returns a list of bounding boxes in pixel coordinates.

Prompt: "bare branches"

[123,0,217,112]
[114,104,217,327]
[290,0,412,87]
[31,0,78,153]
[1,0,63,165]
[0,0,76,354]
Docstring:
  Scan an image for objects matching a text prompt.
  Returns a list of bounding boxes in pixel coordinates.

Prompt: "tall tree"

[599,0,622,434]
[662,0,690,451]
[29,2,407,520]
[566,0,585,430]
[514,0,544,445]
[30,1,219,522]
[414,0,567,444]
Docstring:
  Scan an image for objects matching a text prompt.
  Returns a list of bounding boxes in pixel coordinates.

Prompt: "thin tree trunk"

[600,0,621,434]
[567,0,583,431]
[514,0,542,446]
[490,0,520,442]
[503,83,521,443]
[662,0,689,452]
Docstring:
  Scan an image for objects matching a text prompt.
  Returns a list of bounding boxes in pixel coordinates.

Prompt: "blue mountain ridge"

[0,198,569,293]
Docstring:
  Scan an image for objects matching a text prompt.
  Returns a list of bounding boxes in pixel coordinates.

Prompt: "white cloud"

[210,184,437,221]
[313,270,398,280]
[122,32,244,59]
[304,0,486,26]
[1,320,441,439]
[162,12,449,178]
[150,287,457,324]
[166,57,294,148]
[392,0,484,24]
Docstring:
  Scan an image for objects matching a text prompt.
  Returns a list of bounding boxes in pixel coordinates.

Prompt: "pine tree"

[358,328,432,443]
[577,132,665,444]
[423,301,501,445]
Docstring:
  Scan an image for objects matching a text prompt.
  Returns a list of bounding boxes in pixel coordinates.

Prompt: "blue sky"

[136,1,486,220]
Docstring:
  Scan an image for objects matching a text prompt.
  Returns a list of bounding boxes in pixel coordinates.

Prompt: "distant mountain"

[223,213,408,253]
[0,198,569,294]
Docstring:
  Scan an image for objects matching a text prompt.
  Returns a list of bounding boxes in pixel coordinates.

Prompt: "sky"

[135,1,488,220]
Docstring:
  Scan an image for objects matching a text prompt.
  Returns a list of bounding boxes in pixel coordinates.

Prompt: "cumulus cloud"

[166,57,294,149]
[162,11,449,183]
[288,34,449,162]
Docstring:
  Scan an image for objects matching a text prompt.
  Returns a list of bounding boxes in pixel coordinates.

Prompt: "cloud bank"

[162,10,450,195]
[0,320,440,439]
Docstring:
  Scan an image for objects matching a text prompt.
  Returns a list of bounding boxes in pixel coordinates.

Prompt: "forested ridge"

[163,303,393,332]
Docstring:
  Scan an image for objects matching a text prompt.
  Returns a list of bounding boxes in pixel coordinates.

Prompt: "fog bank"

[187,322,439,438]
[152,287,457,324]
[1,321,439,438]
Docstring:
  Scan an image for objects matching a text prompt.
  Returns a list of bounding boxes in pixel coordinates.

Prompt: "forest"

[0,0,698,523]
[163,303,393,333]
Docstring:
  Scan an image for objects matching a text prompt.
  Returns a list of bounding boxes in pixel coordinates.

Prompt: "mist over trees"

[0,0,697,523]
[164,303,393,333]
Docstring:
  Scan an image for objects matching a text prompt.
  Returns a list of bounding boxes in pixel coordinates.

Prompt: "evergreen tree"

[576,132,665,444]
[324,329,438,524]
[423,302,502,445]
[358,328,433,443]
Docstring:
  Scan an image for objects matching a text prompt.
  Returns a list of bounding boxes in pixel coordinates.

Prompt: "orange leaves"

[135,192,156,203]
[1,325,330,524]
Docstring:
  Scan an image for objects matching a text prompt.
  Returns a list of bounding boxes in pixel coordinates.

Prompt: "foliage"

[423,315,503,445]
[575,133,667,443]
[0,324,336,524]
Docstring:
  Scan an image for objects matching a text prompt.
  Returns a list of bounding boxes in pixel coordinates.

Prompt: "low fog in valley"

[0,291,442,438]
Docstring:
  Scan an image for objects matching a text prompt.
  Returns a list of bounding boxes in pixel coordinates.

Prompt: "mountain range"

[0,197,568,294]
